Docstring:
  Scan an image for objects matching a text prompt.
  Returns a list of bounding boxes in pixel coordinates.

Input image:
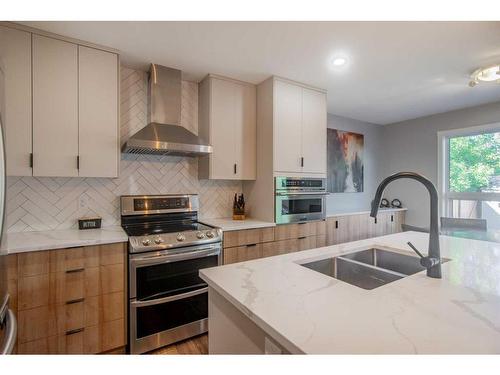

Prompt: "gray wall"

[326,114,385,215]
[382,101,500,227]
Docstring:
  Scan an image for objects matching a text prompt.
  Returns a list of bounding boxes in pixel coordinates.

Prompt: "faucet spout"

[370,172,442,279]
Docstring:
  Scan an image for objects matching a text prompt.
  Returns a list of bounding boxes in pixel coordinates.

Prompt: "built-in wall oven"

[275,177,328,224]
[121,194,223,354]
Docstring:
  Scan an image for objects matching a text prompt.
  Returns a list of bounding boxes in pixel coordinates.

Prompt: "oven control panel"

[129,228,223,253]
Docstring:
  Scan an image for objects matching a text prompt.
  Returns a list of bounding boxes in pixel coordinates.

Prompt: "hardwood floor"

[148,334,208,355]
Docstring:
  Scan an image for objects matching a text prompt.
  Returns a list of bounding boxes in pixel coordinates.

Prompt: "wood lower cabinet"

[223,227,274,248]
[223,221,326,264]
[221,211,404,265]
[8,242,127,354]
[224,244,263,265]
[326,210,406,246]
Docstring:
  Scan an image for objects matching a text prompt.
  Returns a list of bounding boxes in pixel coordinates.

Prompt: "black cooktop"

[122,221,213,237]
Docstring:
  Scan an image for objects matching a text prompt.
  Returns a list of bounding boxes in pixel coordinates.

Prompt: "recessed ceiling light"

[332,57,347,66]
[469,64,500,87]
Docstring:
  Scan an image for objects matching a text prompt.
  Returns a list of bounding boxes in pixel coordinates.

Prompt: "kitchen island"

[199,231,500,354]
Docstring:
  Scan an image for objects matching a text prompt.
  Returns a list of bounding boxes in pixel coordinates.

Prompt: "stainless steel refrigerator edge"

[0,63,17,354]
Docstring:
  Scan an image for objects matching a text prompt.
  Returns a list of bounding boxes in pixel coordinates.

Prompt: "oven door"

[129,243,220,353]
[275,193,327,224]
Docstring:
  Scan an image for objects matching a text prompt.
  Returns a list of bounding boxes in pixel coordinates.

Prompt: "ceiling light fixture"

[469,64,500,87]
[332,57,347,67]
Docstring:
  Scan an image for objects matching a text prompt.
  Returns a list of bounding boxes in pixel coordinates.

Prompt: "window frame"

[437,122,500,218]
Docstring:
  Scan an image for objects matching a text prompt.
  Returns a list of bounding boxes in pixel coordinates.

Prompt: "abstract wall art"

[327,129,364,193]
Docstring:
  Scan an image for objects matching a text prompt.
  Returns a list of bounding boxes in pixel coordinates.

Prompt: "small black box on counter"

[78,216,102,230]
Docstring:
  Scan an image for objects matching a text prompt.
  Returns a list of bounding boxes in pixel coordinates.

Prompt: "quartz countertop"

[199,217,276,231]
[200,231,500,354]
[2,226,128,254]
[327,207,407,217]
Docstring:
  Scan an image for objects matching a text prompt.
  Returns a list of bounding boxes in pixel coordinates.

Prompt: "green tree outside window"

[449,132,500,193]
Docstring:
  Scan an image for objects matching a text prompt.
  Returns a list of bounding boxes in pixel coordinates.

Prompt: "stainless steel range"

[120,194,222,354]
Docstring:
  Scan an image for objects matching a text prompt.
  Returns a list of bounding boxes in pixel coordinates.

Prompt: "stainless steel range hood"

[122,64,212,156]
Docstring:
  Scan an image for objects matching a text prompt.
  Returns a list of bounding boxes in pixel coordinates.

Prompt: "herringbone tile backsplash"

[6,67,242,232]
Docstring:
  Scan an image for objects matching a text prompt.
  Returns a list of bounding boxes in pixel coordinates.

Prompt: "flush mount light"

[332,57,347,66]
[469,64,500,87]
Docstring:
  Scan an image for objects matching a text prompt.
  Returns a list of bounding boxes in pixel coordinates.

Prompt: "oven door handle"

[131,247,220,267]
[276,191,328,196]
[130,287,208,308]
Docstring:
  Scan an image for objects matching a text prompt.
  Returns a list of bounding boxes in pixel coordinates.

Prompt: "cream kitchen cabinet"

[32,35,79,177]
[273,78,327,175]
[199,74,256,180]
[0,23,119,178]
[78,46,119,178]
[0,25,32,176]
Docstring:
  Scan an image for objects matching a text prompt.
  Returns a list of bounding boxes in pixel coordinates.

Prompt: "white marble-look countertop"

[199,217,276,231]
[327,207,407,217]
[2,226,128,254]
[200,231,500,354]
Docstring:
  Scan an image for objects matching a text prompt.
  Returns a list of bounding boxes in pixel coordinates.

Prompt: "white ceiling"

[21,21,500,124]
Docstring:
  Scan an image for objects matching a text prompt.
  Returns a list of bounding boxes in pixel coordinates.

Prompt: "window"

[438,124,500,230]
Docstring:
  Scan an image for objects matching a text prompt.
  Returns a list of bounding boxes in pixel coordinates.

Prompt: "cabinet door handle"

[335,220,339,229]
[374,218,378,224]
[66,328,84,336]
[234,163,237,174]
[66,298,85,305]
[298,236,307,240]
[77,155,80,170]
[29,153,33,168]
[246,243,257,247]
[66,268,84,274]
[391,215,394,222]
[301,157,304,167]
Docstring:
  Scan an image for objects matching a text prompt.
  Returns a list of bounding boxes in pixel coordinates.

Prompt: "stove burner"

[120,194,222,254]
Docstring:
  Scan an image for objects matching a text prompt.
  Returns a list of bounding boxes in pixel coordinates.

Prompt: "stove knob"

[154,237,163,245]
[196,231,205,239]
[205,230,215,238]
[176,233,186,242]
[142,239,151,246]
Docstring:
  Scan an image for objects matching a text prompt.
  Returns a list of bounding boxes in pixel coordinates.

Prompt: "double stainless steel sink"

[300,247,449,290]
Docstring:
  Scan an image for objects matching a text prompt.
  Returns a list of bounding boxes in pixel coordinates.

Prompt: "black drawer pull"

[66,328,84,336]
[374,218,378,224]
[246,243,257,247]
[66,298,85,305]
[335,220,339,229]
[391,215,394,222]
[298,222,307,225]
[66,268,84,274]
[298,236,307,240]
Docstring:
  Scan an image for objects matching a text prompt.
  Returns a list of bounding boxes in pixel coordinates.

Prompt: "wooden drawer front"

[14,243,126,353]
[17,321,124,354]
[262,239,298,258]
[274,220,325,241]
[223,227,274,248]
[315,235,327,248]
[296,235,326,252]
[223,244,263,264]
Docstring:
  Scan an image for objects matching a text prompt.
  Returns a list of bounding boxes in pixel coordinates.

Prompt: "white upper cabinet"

[32,35,79,177]
[274,80,303,174]
[273,78,327,175]
[198,75,256,180]
[0,26,32,176]
[301,87,327,174]
[78,46,119,178]
[1,24,119,178]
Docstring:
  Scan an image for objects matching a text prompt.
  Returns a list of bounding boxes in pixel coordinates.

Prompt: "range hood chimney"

[122,64,212,156]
